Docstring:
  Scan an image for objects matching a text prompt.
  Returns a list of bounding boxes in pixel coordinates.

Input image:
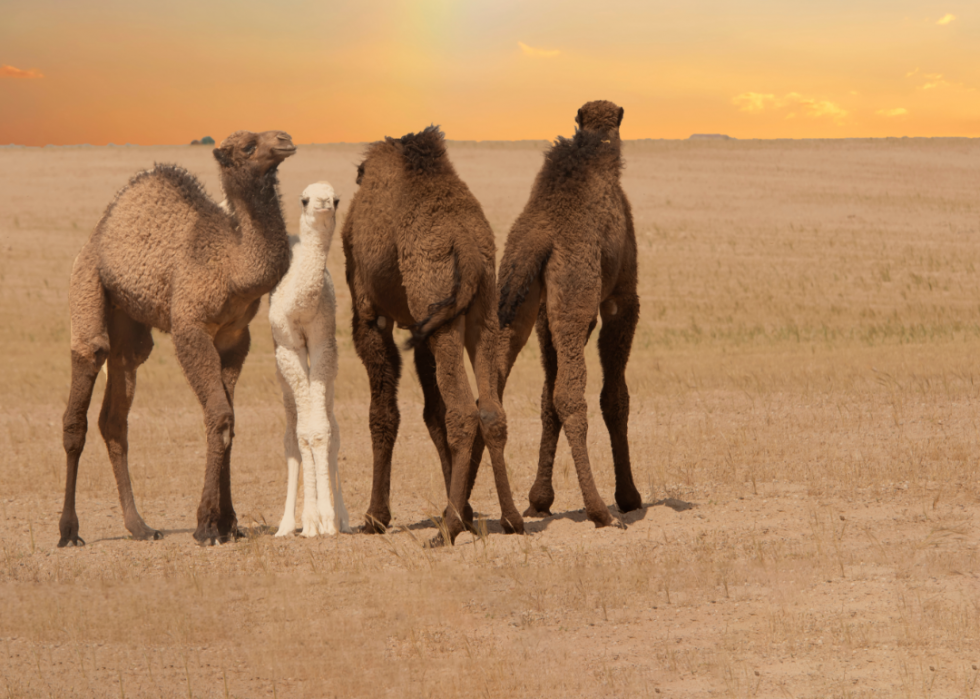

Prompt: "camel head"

[574,101,624,140]
[213,130,297,176]
[299,181,340,237]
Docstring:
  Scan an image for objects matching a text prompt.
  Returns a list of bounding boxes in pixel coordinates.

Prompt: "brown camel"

[494,100,642,528]
[341,125,524,545]
[59,130,296,547]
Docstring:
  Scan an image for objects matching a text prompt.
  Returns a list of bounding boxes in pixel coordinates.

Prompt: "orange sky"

[1,0,978,145]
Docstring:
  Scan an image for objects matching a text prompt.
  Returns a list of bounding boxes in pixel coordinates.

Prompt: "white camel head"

[299,182,340,239]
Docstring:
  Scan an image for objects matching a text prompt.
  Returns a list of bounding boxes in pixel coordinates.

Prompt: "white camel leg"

[275,364,301,537]
[327,408,350,533]
[307,332,340,535]
[275,342,320,537]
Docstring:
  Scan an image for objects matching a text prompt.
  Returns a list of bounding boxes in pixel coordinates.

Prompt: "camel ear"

[575,108,583,127]
[213,147,233,167]
[617,107,624,127]
[356,162,365,185]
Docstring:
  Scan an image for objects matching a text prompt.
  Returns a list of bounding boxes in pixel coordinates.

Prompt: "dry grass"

[1,137,979,697]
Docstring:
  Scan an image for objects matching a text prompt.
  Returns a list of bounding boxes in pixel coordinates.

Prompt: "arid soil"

[1,138,979,698]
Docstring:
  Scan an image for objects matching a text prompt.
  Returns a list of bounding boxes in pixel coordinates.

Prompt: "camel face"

[213,130,296,175]
[575,100,624,138]
[300,182,340,228]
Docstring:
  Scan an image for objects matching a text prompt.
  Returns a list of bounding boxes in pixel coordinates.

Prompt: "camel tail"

[405,243,483,350]
[497,235,551,329]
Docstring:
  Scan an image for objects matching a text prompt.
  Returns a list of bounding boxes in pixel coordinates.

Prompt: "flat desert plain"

[2,137,980,698]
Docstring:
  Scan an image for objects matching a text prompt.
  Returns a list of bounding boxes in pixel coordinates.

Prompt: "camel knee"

[478,401,507,442]
[599,385,628,420]
[63,416,88,457]
[445,405,479,448]
[296,423,329,450]
[207,407,235,446]
[553,386,586,423]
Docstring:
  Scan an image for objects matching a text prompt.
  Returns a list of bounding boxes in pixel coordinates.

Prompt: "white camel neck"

[297,217,334,259]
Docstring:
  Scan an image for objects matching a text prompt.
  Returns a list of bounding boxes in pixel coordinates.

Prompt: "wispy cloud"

[0,65,44,79]
[732,92,848,122]
[877,107,909,117]
[919,73,951,89]
[518,42,560,58]
[936,13,956,25]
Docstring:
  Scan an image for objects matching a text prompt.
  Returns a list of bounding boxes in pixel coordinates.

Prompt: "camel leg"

[277,342,320,536]
[550,311,614,528]
[324,391,349,534]
[59,251,110,547]
[211,326,251,539]
[525,313,563,517]
[352,310,401,533]
[467,298,524,536]
[98,309,159,541]
[599,294,642,512]
[427,319,481,545]
[274,360,301,537]
[415,342,475,527]
[306,324,347,535]
[173,322,236,544]
[460,281,540,523]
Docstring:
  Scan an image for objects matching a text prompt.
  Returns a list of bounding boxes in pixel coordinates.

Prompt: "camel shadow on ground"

[87,527,196,545]
[388,497,697,540]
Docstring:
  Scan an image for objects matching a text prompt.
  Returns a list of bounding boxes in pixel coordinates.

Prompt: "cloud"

[518,42,560,58]
[919,73,951,89]
[936,14,956,25]
[877,108,909,117]
[732,92,848,121]
[0,65,44,79]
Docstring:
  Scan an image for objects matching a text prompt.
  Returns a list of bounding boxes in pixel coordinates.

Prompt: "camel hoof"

[424,533,447,548]
[523,505,552,518]
[274,523,297,537]
[130,524,163,541]
[362,515,389,534]
[501,516,525,535]
[615,489,643,513]
[58,521,84,548]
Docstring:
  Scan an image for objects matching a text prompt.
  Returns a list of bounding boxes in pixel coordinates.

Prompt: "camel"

[341,125,524,545]
[59,130,296,547]
[270,182,350,537]
[494,100,643,528]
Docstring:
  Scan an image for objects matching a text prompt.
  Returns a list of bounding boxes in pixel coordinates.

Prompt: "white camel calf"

[270,182,350,536]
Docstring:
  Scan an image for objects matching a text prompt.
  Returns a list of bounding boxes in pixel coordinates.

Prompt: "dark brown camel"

[59,130,296,546]
[494,100,642,528]
[341,126,524,545]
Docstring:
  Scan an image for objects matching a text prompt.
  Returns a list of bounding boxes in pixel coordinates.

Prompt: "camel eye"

[333,197,340,208]
[301,198,309,208]
[243,143,256,155]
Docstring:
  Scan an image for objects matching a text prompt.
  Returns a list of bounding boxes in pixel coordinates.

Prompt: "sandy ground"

[1,137,980,698]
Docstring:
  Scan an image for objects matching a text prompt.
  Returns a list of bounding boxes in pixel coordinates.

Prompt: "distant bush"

[190,136,216,146]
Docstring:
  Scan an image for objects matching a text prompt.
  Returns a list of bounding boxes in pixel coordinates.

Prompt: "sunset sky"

[1,0,978,145]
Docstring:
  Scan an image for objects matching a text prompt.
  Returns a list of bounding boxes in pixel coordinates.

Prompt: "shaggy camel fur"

[495,100,642,528]
[342,126,524,545]
[270,182,350,537]
[60,130,296,547]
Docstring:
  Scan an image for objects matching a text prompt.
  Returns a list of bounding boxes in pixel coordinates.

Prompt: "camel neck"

[297,219,334,260]
[222,171,290,291]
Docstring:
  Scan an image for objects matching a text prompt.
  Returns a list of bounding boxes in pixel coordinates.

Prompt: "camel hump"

[404,239,483,350]
[541,130,619,186]
[497,228,552,329]
[387,125,448,174]
[115,163,219,218]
